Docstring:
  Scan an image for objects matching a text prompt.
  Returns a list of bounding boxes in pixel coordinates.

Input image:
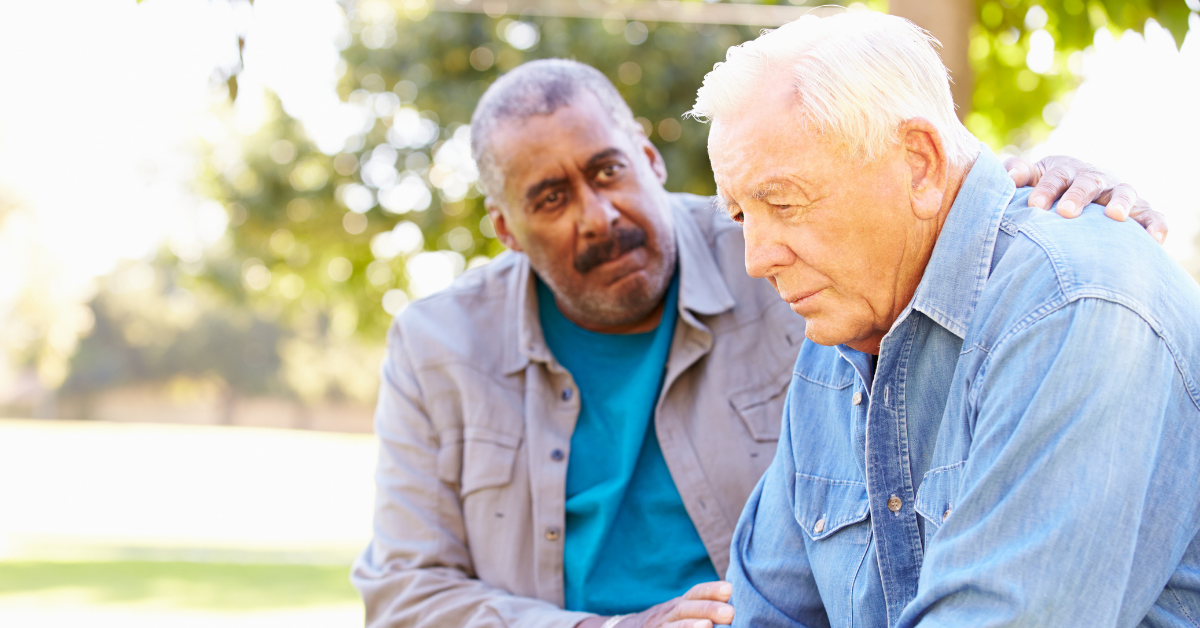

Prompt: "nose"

[577,186,620,238]
[743,214,792,279]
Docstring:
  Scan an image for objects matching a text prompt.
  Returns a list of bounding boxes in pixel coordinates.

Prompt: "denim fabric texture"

[728,146,1200,628]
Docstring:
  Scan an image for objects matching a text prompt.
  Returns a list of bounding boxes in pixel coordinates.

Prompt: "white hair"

[689,11,979,167]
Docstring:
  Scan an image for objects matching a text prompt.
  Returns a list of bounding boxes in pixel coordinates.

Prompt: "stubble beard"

[535,233,677,329]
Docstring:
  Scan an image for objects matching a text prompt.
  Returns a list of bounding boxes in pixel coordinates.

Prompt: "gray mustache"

[573,227,648,274]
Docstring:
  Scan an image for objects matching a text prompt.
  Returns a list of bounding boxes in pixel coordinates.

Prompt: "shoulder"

[972,189,1200,386]
[992,189,1200,332]
[670,192,744,244]
[669,192,796,327]
[387,251,519,365]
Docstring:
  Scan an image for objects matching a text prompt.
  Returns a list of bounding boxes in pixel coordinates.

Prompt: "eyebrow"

[749,181,788,200]
[523,148,627,202]
[711,192,731,214]
[524,175,568,202]
[584,147,624,170]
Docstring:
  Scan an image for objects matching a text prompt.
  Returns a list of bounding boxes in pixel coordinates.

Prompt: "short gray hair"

[470,59,643,203]
[689,11,979,167]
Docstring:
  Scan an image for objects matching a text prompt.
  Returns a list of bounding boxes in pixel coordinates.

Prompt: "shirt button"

[544,526,560,541]
[561,388,573,402]
[813,518,825,534]
[550,449,564,462]
[943,508,952,521]
[887,495,902,512]
[852,391,863,406]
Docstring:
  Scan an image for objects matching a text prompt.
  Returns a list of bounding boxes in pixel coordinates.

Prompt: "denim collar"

[907,144,1016,340]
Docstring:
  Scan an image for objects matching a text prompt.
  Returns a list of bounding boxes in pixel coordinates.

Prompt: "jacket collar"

[502,195,736,375]
[907,144,1015,339]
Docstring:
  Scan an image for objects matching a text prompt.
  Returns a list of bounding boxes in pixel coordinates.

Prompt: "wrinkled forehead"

[493,97,638,189]
[709,107,840,208]
[708,114,785,201]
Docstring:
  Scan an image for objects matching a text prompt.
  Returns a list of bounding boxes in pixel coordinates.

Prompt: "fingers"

[683,581,732,602]
[1101,182,1137,222]
[662,621,713,628]
[1128,201,1168,244]
[668,600,734,625]
[1004,157,1034,188]
[1026,164,1080,213]
[1054,170,1111,219]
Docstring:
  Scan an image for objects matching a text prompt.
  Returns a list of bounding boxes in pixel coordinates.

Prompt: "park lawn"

[0,561,360,611]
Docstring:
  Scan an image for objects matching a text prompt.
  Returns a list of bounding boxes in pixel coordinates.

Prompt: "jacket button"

[544,526,560,541]
[813,518,825,534]
[852,391,863,406]
[887,495,902,512]
[550,449,564,461]
[561,388,573,402]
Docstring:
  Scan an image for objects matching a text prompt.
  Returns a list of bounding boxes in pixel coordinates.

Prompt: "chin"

[801,319,851,348]
[576,271,668,327]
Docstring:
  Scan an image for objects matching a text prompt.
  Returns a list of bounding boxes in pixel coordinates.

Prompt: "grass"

[0,561,360,611]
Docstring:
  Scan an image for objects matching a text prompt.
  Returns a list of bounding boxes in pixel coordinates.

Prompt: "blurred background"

[0,0,1196,625]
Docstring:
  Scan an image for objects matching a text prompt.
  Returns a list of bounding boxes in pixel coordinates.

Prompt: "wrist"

[600,614,630,628]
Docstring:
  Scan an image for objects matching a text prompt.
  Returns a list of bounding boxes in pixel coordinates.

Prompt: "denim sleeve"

[899,298,1200,627]
[728,391,830,628]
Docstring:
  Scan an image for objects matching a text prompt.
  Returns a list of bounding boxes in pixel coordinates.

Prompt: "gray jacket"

[352,193,806,627]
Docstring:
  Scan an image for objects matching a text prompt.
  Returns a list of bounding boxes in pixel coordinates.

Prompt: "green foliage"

[83,0,1193,403]
[197,3,770,349]
[967,0,1193,150]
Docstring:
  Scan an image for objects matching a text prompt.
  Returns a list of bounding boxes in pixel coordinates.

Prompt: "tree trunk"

[888,0,975,119]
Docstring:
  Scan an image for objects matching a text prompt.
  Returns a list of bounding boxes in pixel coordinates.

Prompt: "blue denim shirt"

[728,147,1200,628]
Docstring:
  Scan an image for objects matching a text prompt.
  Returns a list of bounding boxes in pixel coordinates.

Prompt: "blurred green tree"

[962,0,1194,150]
[195,3,772,351]
[87,0,1192,407]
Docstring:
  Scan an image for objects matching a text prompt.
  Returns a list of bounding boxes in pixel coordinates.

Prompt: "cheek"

[523,224,577,266]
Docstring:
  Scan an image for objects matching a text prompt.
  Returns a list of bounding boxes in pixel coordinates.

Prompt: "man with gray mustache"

[351,58,1163,628]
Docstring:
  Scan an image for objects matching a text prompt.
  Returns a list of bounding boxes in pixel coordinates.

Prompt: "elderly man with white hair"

[695,11,1200,628]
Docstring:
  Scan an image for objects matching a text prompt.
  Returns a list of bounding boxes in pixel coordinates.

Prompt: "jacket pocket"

[437,427,522,497]
[914,462,965,532]
[731,378,790,442]
[794,473,870,541]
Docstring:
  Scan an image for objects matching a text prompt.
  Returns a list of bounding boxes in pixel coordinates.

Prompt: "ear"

[639,133,668,185]
[901,118,949,221]
[486,199,523,252]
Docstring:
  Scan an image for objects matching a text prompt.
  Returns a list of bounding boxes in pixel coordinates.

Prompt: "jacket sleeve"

[728,388,829,628]
[351,318,594,628]
[898,298,1200,627]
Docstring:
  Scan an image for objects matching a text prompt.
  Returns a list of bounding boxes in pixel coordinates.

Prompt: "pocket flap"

[794,474,870,541]
[730,379,789,442]
[461,428,522,496]
[436,427,522,496]
[914,462,964,530]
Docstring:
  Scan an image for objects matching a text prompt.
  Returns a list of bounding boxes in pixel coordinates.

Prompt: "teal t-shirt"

[536,273,719,615]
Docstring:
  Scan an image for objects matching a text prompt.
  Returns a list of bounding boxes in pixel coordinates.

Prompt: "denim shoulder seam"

[971,295,1200,414]
[1013,224,1072,294]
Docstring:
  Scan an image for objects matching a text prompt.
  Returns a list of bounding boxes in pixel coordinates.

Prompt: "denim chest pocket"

[914,462,965,537]
[794,474,871,541]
